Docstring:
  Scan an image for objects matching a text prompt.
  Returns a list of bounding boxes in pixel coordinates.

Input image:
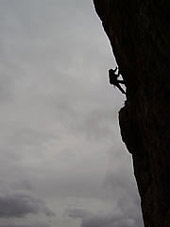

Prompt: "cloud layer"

[0,193,54,218]
[68,206,143,227]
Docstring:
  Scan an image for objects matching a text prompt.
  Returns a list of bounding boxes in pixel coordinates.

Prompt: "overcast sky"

[0,0,143,226]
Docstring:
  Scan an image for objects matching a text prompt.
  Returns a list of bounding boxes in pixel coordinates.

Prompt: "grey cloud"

[0,73,12,102]
[67,168,144,227]
[3,127,58,150]
[0,193,54,218]
[105,171,138,197]
[70,108,116,141]
[80,214,142,227]
[0,225,49,227]
[67,208,92,219]
[68,208,143,227]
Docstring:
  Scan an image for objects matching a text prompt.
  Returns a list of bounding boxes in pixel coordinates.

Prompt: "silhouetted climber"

[109,67,126,94]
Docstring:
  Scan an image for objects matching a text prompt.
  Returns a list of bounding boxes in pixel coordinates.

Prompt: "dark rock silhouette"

[93,1,170,227]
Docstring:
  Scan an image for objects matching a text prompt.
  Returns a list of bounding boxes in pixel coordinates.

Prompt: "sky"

[0,0,144,226]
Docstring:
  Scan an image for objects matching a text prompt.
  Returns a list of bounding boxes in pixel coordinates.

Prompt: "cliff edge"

[93,1,170,226]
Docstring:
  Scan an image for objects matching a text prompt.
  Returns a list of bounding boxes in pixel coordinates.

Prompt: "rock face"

[93,1,170,227]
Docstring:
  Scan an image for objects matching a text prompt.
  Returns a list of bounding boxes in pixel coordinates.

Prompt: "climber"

[109,67,126,94]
